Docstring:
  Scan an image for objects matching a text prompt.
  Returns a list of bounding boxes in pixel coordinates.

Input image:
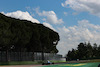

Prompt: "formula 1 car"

[42,60,54,65]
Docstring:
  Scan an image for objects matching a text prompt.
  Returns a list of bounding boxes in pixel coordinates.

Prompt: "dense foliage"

[0,13,60,53]
[66,42,100,60]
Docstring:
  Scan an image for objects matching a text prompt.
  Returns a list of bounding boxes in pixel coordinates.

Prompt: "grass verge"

[66,59,100,64]
[0,61,42,65]
[0,59,100,66]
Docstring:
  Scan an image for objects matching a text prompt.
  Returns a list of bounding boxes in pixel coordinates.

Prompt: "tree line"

[66,42,100,60]
[0,13,60,61]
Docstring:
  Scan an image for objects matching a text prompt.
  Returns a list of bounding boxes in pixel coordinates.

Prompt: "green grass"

[0,60,65,66]
[0,59,100,66]
[0,61,42,65]
[65,59,100,63]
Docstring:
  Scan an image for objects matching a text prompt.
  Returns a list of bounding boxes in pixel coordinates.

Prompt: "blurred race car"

[42,60,54,65]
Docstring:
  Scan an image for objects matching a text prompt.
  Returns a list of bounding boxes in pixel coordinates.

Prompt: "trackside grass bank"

[0,59,100,66]
[66,59,100,63]
[0,60,66,65]
[0,61,42,65]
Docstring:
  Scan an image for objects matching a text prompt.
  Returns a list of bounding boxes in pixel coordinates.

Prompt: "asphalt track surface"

[0,62,100,67]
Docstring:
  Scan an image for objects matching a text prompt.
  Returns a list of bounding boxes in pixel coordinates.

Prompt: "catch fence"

[0,51,62,61]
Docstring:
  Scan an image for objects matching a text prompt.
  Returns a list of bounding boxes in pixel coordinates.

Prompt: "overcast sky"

[1,0,100,56]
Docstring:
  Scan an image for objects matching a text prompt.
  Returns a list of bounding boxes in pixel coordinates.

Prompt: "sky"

[1,0,100,56]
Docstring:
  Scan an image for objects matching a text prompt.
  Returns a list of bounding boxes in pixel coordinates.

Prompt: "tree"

[0,13,60,61]
[92,43,98,58]
[77,43,87,59]
[97,45,100,58]
[66,42,100,61]
[85,42,93,59]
